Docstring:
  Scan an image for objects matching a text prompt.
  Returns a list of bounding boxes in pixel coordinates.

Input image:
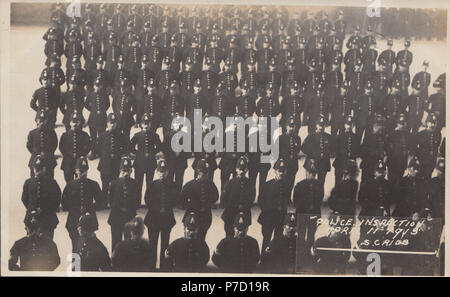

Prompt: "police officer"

[378,40,396,76]
[219,58,239,96]
[328,159,360,216]
[293,158,323,263]
[61,156,103,252]
[112,78,136,139]
[428,80,446,132]
[65,29,83,70]
[221,156,254,237]
[385,79,406,133]
[104,31,122,77]
[200,57,220,99]
[44,27,64,62]
[59,111,91,183]
[278,117,301,192]
[9,211,60,271]
[407,80,427,134]
[131,113,163,207]
[415,114,441,180]
[21,155,61,239]
[183,36,204,75]
[386,114,413,187]
[31,70,61,128]
[330,81,353,138]
[111,55,132,98]
[301,115,332,189]
[108,155,139,251]
[27,110,58,178]
[112,216,155,272]
[162,80,185,138]
[93,113,130,203]
[280,80,304,131]
[355,80,381,141]
[85,78,111,159]
[332,115,360,185]
[164,211,210,272]
[144,159,178,270]
[260,212,297,274]
[89,55,110,92]
[181,159,219,241]
[60,75,86,131]
[258,158,292,253]
[358,159,392,218]
[75,213,111,271]
[179,57,197,99]
[412,60,431,100]
[360,115,387,182]
[393,157,428,218]
[426,158,445,222]
[147,35,163,78]
[163,118,188,193]
[41,55,65,100]
[212,212,260,273]
[395,40,413,73]
[306,82,328,135]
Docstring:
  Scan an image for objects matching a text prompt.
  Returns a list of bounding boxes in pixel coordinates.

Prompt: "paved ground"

[2,25,446,274]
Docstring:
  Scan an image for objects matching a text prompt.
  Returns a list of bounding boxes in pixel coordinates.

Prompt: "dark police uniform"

[212,212,260,273]
[107,156,138,251]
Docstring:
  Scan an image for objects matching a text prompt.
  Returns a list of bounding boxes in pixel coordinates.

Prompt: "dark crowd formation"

[9,3,446,275]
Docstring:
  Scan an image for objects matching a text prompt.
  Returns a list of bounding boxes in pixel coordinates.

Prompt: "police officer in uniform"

[130,113,163,206]
[332,115,360,185]
[85,78,111,159]
[75,213,111,271]
[27,110,58,178]
[9,211,60,271]
[221,156,254,237]
[164,211,210,272]
[328,159,360,216]
[212,212,260,273]
[145,159,179,270]
[108,155,139,251]
[415,114,441,180]
[181,159,219,241]
[393,157,428,218]
[358,159,392,218]
[360,115,387,182]
[258,158,292,253]
[278,117,301,192]
[301,115,332,189]
[112,216,155,272]
[61,156,103,252]
[386,114,413,187]
[31,70,61,128]
[93,113,130,205]
[293,158,323,264]
[60,75,86,131]
[59,111,91,183]
[260,212,298,274]
[21,155,61,240]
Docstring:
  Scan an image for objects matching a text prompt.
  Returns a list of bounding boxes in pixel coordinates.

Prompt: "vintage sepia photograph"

[0,0,448,277]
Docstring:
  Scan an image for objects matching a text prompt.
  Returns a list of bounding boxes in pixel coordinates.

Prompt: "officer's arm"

[8,244,20,271]
[30,91,38,111]
[93,181,105,210]
[200,242,210,268]
[58,69,66,86]
[21,180,29,208]
[144,181,154,208]
[211,183,219,204]
[211,240,225,268]
[250,239,261,268]
[48,241,61,271]
[52,180,62,212]
[99,246,112,272]
[180,183,190,208]
[81,133,92,156]
[59,94,66,114]
[61,184,71,211]
[26,132,33,154]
